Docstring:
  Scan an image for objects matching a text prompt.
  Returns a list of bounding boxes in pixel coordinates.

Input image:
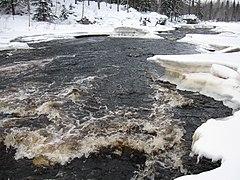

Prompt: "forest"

[0,0,240,22]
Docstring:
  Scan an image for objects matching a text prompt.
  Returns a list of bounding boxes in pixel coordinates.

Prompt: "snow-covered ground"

[148,22,240,180]
[1,1,240,179]
[0,1,170,50]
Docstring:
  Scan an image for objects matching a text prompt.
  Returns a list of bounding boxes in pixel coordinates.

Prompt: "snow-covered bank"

[0,1,169,51]
[177,111,240,180]
[149,22,240,180]
[0,13,112,50]
[179,22,240,52]
[148,52,240,110]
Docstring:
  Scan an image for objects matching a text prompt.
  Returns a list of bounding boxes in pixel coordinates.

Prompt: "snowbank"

[0,1,168,51]
[148,52,240,110]
[176,111,240,180]
[0,13,112,50]
[148,22,240,180]
[179,22,240,52]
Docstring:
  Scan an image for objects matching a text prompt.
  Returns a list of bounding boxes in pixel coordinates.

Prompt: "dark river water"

[0,30,232,180]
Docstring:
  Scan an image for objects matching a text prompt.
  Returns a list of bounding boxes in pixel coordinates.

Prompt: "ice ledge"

[148,52,240,180]
[148,52,240,110]
[176,111,240,180]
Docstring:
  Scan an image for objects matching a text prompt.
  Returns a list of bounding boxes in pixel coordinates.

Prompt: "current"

[0,30,232,179]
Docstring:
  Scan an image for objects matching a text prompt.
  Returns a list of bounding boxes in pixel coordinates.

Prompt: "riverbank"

[1,1,216,51]
[149,22,240,180]
[0,1,170,51]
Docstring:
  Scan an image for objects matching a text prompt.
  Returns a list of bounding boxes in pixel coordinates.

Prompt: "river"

[0,29,232,179]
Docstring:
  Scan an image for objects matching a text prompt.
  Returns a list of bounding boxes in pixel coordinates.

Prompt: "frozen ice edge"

[0,28,163,51]
[0,32,112,51]
[148,23,240,179]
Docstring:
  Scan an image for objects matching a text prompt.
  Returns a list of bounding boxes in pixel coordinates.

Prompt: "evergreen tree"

[161,0,181,20]
[209,0,213,20]
[231,0,236,21]
[236,2,240,21]
[0,0,16,15]
[117,0,119,11]
[191,0,195,14]
[225,0,230,21]
[0,0,10,14]
[219,2,225,21]
[196,0,203,19]
[188,0,191,14]
[59,4,69,21]
[97,0,100,9]
[0,0,29,15]
[69,3,74,11]
[33,0,56,22]
[213,0,221,21]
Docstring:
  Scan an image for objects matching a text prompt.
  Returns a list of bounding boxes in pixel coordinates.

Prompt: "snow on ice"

[148,22,240,180]
[0,1,169,50]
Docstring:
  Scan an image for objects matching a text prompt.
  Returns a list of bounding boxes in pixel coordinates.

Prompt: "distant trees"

[0,0,239,22]
[0,0,16,15]
[209,1,213,20]
[199,0,240,21]
[118,0,240,21]
[160,0,181,21]
[59,4,70,21]
[32,0,56,22]
[0,0,28,15]
[127,0,240,21]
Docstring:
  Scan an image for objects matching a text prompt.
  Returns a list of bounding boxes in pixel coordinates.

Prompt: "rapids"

[0,31,232,179]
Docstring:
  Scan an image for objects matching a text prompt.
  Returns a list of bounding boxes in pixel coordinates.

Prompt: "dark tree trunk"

[209,1,213,20]
[98,0,101,9]
[27,0,31,26]
[11,0,15,15]
[117,0,119,11]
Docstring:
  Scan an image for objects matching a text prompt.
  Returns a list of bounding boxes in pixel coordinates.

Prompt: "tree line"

[125,0,240,21]
[0,0,239,22]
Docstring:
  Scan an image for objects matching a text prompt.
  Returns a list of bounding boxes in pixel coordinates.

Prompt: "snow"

[148,22,240,180]
[0,13,112,50]
[176,111,240,180]
[0,1,169,50]
[179,22,240,52]
[181,14,198,20]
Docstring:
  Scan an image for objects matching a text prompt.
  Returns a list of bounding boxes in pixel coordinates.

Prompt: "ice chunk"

[210,64,239,79]
[176,111,240,180]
